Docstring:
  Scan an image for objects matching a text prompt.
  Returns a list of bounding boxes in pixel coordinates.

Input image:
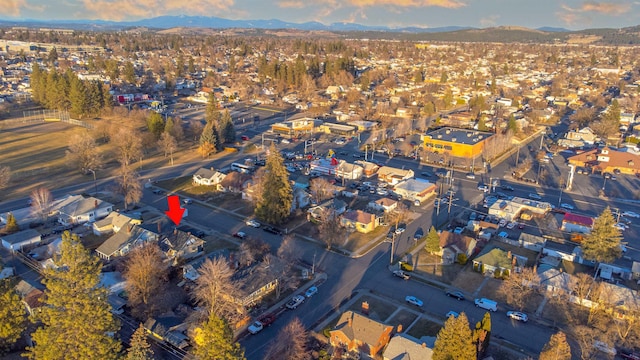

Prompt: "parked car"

[304,286,318,298]
[446,311,459,318]
[498,219,507,228]
[420,171,433,178]
[247,321,264,334]
[477,184,489,192]
[405,296,424,307]
[246,219,261,228]
[560,203,574,210]
[393,270,410,280]
[395,225,406,234]
[413,230,424,241]
[506,311,528,322]
[286,295,305,310]
[623,211,640,218]
[506,222,516,229]
[619,350,640,360]
[528,193,542,200]
[465,173,476,179]
[474,298,497,312]
[263,226,283,235]
[182,198,193,205]
[498,231,509,239]
[593,341,617,356]
[445,290,465,301]
[233,231,246,239]
[501,185,514,191]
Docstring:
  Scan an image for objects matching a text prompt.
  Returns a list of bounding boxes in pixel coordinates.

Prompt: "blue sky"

[1,0,639,30]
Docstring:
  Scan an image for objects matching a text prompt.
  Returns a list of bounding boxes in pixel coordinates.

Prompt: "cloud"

[580,1,630,15]
[79,0,235,21]
[0,0,44,16]
[480,15,499,27]
[277,0,305,8]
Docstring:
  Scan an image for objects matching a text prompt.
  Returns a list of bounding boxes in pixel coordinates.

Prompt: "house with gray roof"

[192,167,227,186]
[95,225,159,261]
[383,333,434,360]
[1,229,41,251]
[55,194,113,225]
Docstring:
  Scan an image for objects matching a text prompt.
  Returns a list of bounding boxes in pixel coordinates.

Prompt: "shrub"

[457,253,468,265]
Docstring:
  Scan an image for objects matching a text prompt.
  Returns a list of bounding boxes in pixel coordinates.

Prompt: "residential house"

[383,334,434,360]
[182,250,230,282]
[542,240,582,263]
[1,229,41,251]
[159,228,205,265]
[568,147,640,175]
[392,179,437,204]
[308,199,347,222]
[597,257,635,281]
[368,198,398,213]
[95,224,159,261]
[517,233,546,251]
[354,160,380,178]
[329,311,394,358]
[537,265,573,296]
[55,194,113,225]
[438,231,477,265]
[473,247,526,277]
[232,260,282,307]
[192,167,227,187]
[92,212,140,236]
[377,166,414,186]
[15,279,44,316]
[144,315,190,350]
[561,213,593,234]
[562,127,598,145]
[341,210,378,234]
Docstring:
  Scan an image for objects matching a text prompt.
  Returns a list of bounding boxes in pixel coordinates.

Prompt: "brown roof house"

[15,279,44,316]
[329,311,394,358]
[568,147,640,175]
[341,210,379,234]
[438,231,477,265]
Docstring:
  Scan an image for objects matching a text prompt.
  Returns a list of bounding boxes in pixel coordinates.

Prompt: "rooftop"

[425,127,493,146]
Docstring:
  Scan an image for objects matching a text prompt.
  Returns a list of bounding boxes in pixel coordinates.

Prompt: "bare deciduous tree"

[248,167,267,205]
[158,132,178,165]
[263,317,309,360]
[112,128,143,167]
[0,165,11,189]
[116,165,142,210]
[191,257,245,324]
[497,267,540,311]
[309,177,333,204]
[123,242,169,318]
[66,132,102,174]
[30,187,52,222]
[318,208,343,250]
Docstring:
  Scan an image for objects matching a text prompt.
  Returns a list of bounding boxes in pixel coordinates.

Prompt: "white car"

[498,219,507,228]
[506,222,516,229]
[506,311,528,322]
[247,321,264,335]
[286,295,305,310]
[560,203,574,210]
[528,193,542,200]
[182,198,193,205]
[246,219,261,228]
[623,211,640,218]
[281,138,290,144]
[614,223,628,231]
[305,286,318,298]
[593,341,617,355]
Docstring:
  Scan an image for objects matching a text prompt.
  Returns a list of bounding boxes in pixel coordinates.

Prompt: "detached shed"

[1,229,42,251]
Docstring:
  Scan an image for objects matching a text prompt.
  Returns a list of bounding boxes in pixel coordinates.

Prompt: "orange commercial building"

[423,127,493,159]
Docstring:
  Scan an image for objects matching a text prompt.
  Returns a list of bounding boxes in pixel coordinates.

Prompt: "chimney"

[174,227,178,235]
[94,199,98,208]
[422,343,426,348]
[397,324,403,333]
[127,224,132,234]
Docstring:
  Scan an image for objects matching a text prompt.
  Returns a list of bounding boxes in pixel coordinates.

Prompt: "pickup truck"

[286,295,305,310]
[393,270,410,280]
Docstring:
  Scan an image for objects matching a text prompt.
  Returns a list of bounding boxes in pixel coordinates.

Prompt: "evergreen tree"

[205,94,221,125]
[69,76,88,118]
[198,121,218,158]
[192,312,245,360]
[425,226,441,254]
[146,112,165,139]
[473,312,492,358]
[432,312,476,360]
[582,207,622,263]
[27,231,121,360]
[47,47,58,64]
[477,117,489,131]
[507,115,518,133]
[0,279,27,354]
[4,212,19,233]
[539,331,571,360]
[220,110,236,143]
[126,324,154,360]
[123,61,136,84]
[255,143,293,225]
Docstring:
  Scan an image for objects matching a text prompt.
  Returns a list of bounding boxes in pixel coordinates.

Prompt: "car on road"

[263,226,283,235]
[623,211,640,218]
[286,295,305,310]
[393,270,410,280]
[518,222,526,229]
[233,231,247,239]
[614,223,629,231]
[413,230,424,241]
[376,188,388,196]
[152,189,165,195]
[395,225,406,234]
[593,341,617,356]
[182,198,193,205]
[405,296,424,307]
[506,311,528,322]
[560,203,574,210]
[501,185,515,191]
[528,193,542,200]
[477,184,489,192]
[445,290,465,301]
[420,171,433,178]
[247,321,264,334]
[305,286,318,298]
[446,311,459,318]
[246,219,260,228]
[465,173,476,179]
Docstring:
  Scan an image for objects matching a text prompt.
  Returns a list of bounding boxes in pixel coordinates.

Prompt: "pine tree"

[425,226,441,254]
[146,112,165,139]
[507,115,518,133]
[205,94,221,125]
[473,312,492,358]
[192,312,245,360]
[123,61,136,84]
[198,121,218,158]
[0,279,27,354]
[582,207,622,263]
[4,212,19,233]
[539,331,571,360]
[69,76,88,118]
[255,143,293,225]
[432,312,476,360]
[27,231,121,360]
[220,110,236,143]
[126,324,154,360]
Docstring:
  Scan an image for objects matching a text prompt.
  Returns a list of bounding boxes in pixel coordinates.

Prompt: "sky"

[1,0,640,30]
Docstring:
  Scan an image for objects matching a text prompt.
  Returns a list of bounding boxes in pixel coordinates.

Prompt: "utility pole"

[447,179,454,218]
[390,233,395,265]
[312,252,317,275]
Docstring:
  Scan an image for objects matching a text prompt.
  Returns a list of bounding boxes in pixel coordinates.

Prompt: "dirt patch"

[413,249,463,284]
[204,237,238,253]
[406,317,441,338]
[343,226,385,252]
[451,270,486,294]
[348,295,396,322]
[387,310,418,331]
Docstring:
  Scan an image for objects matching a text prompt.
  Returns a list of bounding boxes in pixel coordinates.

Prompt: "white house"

[192,167,227,187]
[393,179,437,204]
[1,229,42,251]
[55,194,113,225]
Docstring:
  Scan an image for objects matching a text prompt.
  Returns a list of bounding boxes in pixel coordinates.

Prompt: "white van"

[474,298,498,312]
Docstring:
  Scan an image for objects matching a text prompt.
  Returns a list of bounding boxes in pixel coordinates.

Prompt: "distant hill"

[0,15,639,44]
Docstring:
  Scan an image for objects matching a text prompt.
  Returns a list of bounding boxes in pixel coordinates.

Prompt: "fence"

[20,109,93,129]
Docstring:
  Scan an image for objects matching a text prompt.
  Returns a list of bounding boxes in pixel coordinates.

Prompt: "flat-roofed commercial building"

[423,127,493,159]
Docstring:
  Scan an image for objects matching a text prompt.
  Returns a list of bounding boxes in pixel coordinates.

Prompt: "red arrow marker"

[165,195,185,225]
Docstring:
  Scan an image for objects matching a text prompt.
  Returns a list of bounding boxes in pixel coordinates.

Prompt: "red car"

[259,313,276,327]
[241,135,249,141]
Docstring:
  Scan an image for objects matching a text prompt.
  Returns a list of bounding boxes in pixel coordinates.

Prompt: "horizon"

[1,0,639,31]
